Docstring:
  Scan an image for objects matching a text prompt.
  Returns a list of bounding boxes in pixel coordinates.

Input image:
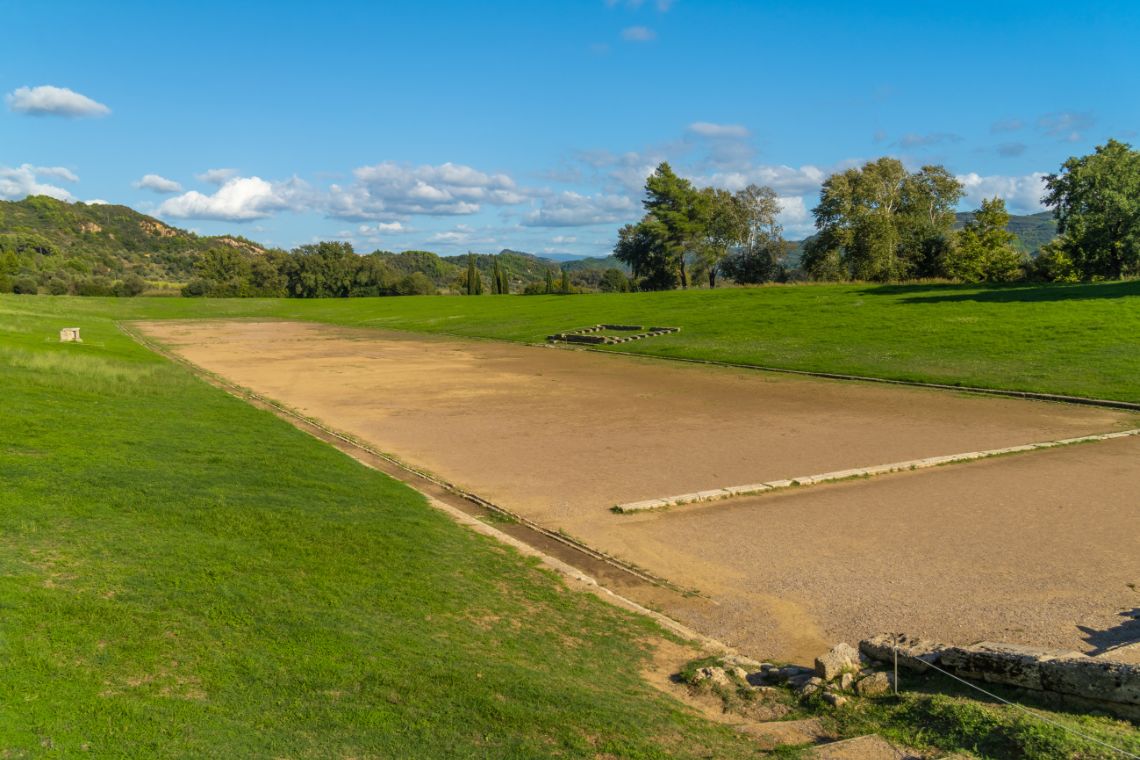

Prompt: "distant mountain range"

[1,196,1058,287]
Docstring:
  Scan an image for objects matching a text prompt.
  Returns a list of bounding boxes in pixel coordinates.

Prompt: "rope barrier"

[894,644,1140,759]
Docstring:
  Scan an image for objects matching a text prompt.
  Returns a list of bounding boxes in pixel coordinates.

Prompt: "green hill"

[0,195,266,286]
[0,196,626,295]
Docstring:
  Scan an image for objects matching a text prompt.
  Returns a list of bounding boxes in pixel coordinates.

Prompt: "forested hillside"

[0,196,630,296]
[0,195,264,280]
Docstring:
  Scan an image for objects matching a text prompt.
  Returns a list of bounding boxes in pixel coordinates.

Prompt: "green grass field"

[0,300,765,757]
[4,281,1140,757]
[11,278,1140,402]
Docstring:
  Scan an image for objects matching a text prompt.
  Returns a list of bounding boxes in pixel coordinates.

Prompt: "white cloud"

[551,235,578,244]
[32,165,80,182]
[697,164,828,196]
[0,164,75,200]
[196,168,239,185]
[85,199,110,205]
[622,26,656,41]
[327,161,526,220]
[134,173,183,194]
[956,172,1048,215]
[158,176,310,221]
[522,191,636,227]
[687,122,750,139]
[6,85,110,118]
[428,231,470,244]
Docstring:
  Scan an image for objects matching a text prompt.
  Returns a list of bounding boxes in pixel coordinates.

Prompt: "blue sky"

[4,0,1137,258]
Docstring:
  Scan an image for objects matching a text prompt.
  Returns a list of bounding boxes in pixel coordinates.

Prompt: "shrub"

[47,277,71,295]
[11,276,39,295]
[181,278,210,297]
[395,272,436,295]
[74,276,116,296]
[113,274,147,297]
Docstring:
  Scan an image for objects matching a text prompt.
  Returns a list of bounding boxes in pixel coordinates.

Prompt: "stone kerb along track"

[861,633,1140,720]
[547,324,680,345]
[612,427,1140,513]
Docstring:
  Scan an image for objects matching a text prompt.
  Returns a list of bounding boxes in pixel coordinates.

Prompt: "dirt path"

[136,319,1140,661]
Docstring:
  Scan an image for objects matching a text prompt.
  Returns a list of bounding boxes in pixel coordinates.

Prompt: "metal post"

[893,639,899,696]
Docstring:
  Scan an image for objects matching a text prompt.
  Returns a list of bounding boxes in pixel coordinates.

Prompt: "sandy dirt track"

[137,320,1140,660]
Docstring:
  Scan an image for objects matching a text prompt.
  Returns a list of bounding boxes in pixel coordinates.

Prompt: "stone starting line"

[611,427,1140,514]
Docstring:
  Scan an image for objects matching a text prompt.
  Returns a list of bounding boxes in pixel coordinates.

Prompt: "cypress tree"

[466,254,477,295]
[492,258,503,294]
[544,269,554,294]
[560,268,570,294]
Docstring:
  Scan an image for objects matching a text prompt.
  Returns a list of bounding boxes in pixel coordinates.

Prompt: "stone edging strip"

[548,324,680,346]
[568,346,1140,413]
[612,428,1140,513]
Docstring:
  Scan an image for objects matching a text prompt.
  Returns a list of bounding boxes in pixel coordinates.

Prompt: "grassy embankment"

[14,278,1140,402]
[0,298,765,757]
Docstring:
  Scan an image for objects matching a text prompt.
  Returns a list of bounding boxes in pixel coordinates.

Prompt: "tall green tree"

[284,241,358,298]
[643,162,703,288]
[721,184,786,283]
[492,258,504,294]
[695,187,743,287]
[544,268,555,294]
[899,165,963,277]
[465,254,483,295]
[614,162,713,290]
[559,268,570,294]
[804,158,963,281]
[948,198,1025,282]
[614,218,673,290]
[1043,138,1140,279]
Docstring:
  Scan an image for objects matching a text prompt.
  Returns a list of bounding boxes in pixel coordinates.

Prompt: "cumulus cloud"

[0,164,76,200]
[32,165,79,182]
[327,161,526,220]
[196,168,239,185]
[134,173,183,194]
[621,26,656,41]
[687,122,750,139]
[1038,111,1095,142]
[956,172,1048,215]
[158,176,310,221]
[522,191,636,227]
[6,85,110,117]
[696,164,828,196]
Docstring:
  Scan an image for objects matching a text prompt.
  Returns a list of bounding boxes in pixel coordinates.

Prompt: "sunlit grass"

[0,301,760,758]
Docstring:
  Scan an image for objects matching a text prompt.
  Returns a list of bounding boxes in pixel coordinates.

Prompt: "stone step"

[744,717,832,749]
[806,734,918,759]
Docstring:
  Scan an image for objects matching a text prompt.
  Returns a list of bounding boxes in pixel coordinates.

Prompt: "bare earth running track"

[137,320,1140,662]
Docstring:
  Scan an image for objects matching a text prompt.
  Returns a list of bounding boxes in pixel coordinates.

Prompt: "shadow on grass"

[860,279,1140,304]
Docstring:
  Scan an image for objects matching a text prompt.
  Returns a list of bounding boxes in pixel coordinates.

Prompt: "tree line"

[613,139,1140,287]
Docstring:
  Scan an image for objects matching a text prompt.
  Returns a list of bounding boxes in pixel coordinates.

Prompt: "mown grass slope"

[12,278,1140,401]
[0,298,761,757]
